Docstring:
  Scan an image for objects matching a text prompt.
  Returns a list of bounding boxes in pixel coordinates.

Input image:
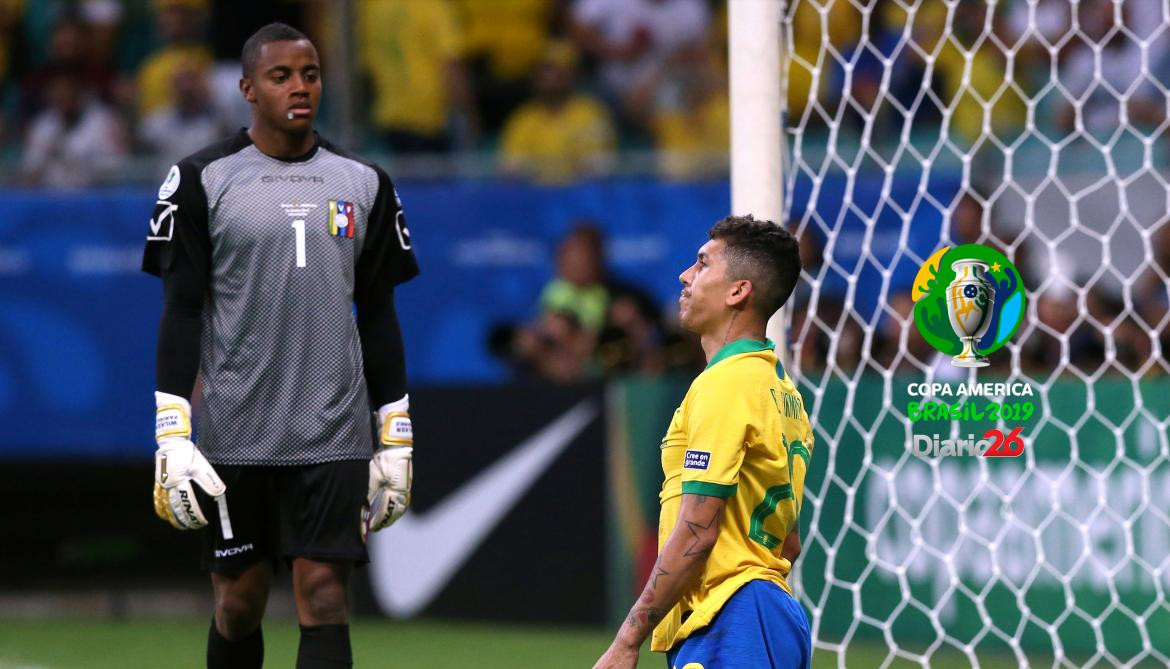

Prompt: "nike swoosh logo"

[368,399,598,617]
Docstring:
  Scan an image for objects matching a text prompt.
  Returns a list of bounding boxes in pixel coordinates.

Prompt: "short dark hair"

[241,23,311,77]
[709,214,802,316]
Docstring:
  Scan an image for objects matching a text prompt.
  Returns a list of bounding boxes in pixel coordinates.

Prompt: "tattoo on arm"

[625,606,666,630]
[611,496,723,648]
[650,565,669,590]
[682,507,720,557]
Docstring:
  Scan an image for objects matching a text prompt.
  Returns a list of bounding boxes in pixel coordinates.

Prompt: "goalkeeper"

[595,216,813,669]
[142,23,418,669]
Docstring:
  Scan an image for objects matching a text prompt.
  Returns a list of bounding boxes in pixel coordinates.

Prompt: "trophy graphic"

[946,259,995,367]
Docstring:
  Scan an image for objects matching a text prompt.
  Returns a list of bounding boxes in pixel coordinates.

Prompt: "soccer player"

[594,215,813,669]
[142,23,418,669]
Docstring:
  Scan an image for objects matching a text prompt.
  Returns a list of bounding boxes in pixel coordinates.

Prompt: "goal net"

[782,0,1170,665]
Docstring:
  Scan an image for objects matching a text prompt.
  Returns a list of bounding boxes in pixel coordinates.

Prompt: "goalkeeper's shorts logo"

[214,543,255,558]
[911,244,1025,368]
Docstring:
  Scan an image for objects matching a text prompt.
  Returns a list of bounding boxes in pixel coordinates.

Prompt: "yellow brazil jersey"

[136,45,213,116]
[652,338,814,653]
[653,93,730,180]
[498,93,615,184]
[359,0,464,136]
[458,0,553,80]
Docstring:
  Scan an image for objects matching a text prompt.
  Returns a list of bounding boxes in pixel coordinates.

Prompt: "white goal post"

[729,0,1170,666]
[729,0,789,357]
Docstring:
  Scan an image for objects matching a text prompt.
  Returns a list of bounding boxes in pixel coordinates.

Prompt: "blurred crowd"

[0,0,734,187]
[1,0,1167,380]
[793,198,1170,381]
[788,0,1170,146]
[489,207,1169,385]
[6,0,1170,187]
[488,223,708,382]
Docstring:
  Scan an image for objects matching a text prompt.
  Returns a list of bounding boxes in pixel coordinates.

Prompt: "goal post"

[728,0,789,359]
[766,0,1170,666]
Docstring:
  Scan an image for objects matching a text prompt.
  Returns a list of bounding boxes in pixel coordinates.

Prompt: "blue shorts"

[666,580,811,669]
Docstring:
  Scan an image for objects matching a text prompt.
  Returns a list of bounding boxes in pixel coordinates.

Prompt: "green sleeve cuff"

[681,481,738,498]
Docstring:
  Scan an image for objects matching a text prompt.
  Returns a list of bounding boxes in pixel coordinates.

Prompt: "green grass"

[0,617,1043,668]
[1,618,634,669]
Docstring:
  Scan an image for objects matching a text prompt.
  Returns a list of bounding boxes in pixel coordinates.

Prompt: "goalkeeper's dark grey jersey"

[142,130,418,465]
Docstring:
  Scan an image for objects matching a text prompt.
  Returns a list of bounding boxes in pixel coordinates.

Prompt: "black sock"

[207,618,263,669]
[296,624,352,669]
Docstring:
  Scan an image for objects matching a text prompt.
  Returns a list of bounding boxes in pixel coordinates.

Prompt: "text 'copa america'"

[906,382,1034,398]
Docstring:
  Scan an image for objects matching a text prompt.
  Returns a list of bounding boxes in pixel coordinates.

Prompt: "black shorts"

[196,459,369,574]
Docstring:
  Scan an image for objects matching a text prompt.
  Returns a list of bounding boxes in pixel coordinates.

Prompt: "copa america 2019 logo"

[908,244,1032,458]
[911,244,1026,367]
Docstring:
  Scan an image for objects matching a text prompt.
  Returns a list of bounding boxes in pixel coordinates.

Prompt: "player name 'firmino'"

[906,382,1034,398]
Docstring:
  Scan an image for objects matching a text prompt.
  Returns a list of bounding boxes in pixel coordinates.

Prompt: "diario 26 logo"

[911,244,1026,367]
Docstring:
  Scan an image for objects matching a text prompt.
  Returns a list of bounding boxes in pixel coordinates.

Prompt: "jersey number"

[748,484,793,549]
[291,219,306,267]
[748,435,811,549]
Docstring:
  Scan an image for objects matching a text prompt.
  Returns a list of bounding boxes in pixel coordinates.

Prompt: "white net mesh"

[781,0,1170,666]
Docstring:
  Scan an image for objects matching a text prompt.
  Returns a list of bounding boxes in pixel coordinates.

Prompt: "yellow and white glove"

[365,395,413,533]
[153,391,225,530]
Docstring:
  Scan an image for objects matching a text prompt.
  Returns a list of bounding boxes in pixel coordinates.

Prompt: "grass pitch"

[0,617,1037,668]
[7,618,627,669]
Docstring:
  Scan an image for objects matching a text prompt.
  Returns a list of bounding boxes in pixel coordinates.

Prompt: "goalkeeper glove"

[365,394,413,534]
[153,391,225,530]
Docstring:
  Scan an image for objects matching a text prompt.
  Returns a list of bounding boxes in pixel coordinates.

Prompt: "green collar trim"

[705,338,775,370]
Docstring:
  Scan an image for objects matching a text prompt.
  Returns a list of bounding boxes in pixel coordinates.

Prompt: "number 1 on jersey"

[291,219,306,267]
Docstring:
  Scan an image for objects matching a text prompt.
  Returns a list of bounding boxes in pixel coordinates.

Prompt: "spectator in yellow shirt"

[826,0,938,137]
[931,2,1025,145]
[458,0,556,133]
[136,0,212,117]
[359,0,478,153]
[626,44,729,180]
[896,0,1023,145]
[499,41,616,184]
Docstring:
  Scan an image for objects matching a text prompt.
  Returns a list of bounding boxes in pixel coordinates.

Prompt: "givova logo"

[215,543,254,558]
[911,244,1025,367]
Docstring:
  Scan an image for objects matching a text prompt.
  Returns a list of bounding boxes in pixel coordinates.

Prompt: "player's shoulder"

[175,128,253,173]
[152,130,251,201]
[690,360,753,400]
[315,135,401,208]
[315,135,392,183]
[700,346,778,383]
[688,346,780,408]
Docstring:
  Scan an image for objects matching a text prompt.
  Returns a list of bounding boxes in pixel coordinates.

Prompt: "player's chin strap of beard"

[364,394,413,538]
